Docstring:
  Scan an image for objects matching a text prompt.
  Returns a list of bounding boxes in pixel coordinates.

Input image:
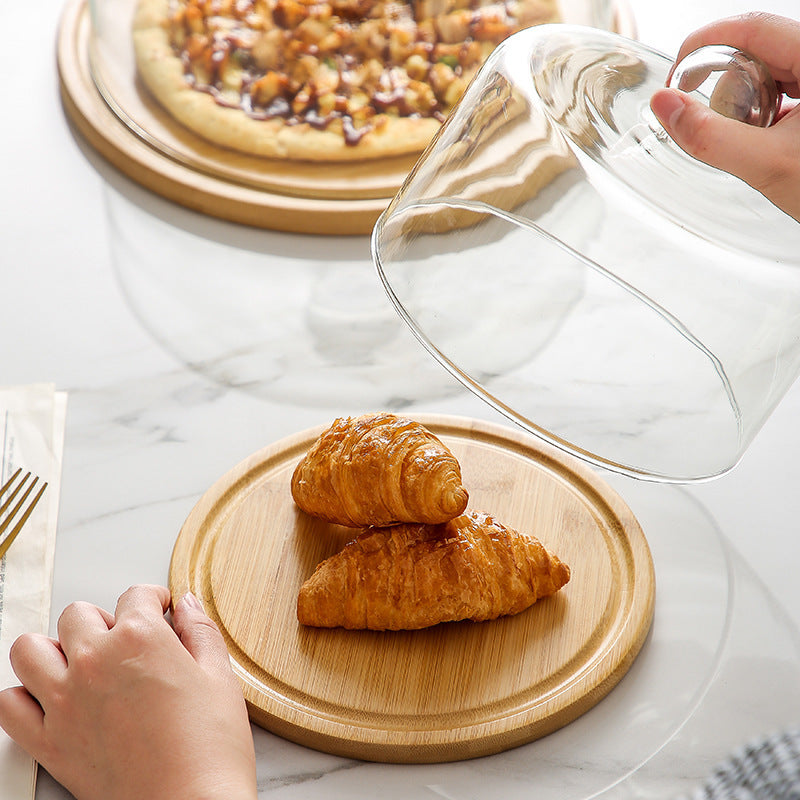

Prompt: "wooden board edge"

[55,0,388,234]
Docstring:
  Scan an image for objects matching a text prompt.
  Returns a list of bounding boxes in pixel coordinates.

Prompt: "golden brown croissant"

[297,510,570,630]
[291,413,468,527]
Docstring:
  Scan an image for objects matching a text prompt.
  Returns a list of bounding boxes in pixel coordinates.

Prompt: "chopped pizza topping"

[166,0,559,144]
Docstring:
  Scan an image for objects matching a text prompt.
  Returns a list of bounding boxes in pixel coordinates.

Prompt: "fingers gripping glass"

[668,44,779,127]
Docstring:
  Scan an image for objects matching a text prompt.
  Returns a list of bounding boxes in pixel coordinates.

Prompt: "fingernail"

[652,89,688,129]
[181,591,203,611]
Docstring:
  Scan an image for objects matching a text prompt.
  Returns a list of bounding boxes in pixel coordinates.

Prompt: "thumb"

[651,87,775,185]
[172,592,232,675]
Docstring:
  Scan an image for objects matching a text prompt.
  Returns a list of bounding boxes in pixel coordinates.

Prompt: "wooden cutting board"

[57,0,637,234]
[169,415,655,763]
[56,0,407,234]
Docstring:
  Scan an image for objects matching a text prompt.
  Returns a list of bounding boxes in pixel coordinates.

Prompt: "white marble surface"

[4,0,800,797]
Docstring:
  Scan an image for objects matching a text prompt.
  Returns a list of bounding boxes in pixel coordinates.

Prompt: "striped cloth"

[679,727,800,800]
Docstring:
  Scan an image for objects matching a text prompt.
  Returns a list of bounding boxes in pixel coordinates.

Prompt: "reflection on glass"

[104,185,457,407]
[243,481,800,799]
[668,45,779,128]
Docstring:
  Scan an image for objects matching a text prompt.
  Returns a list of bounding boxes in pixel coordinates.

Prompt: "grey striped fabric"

[679,727,800,799]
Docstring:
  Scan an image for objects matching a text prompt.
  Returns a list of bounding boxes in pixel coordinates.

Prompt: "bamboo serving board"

[56,0,407,234]
[170,415,655,763]
[57,0,636,235]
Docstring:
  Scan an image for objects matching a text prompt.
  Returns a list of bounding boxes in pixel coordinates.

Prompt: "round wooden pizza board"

[57,0,636,235]
[169,414,655,763]
[56,0,414,234]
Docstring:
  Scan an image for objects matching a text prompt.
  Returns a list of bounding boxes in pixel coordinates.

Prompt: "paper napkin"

[0,384,67,799]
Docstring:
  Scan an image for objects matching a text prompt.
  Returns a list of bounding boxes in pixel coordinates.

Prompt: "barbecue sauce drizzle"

[170,0,476,145]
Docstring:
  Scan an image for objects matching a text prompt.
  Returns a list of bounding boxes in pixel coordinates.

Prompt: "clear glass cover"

[372,24,800,482]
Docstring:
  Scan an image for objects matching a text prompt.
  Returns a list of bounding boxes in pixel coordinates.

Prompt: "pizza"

[132,0,561,161]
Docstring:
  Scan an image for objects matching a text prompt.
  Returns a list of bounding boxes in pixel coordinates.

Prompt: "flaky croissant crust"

[291,413,468,527]
[297,510,570,630]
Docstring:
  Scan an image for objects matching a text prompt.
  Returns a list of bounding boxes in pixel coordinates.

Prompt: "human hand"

[650,12,800,222]
[0,585,257,800]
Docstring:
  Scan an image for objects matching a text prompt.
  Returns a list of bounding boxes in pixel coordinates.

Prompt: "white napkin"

[0,384,67,799]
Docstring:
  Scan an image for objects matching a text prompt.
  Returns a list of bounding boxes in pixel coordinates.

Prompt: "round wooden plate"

[57,0,636,235]
[56,0,409,234]
[170,415,655,763]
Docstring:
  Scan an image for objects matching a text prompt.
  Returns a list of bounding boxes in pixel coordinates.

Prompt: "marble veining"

[13,1,800,797]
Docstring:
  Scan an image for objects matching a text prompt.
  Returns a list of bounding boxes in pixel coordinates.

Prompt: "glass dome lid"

[372,24,800,483]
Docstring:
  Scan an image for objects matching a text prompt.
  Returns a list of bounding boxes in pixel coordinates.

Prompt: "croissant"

[297,510,570,630]
[291,413,468,527]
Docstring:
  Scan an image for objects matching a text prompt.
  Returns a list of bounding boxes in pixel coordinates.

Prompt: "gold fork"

[0,468,48,560]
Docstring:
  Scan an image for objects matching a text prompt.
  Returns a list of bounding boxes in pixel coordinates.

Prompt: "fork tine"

[0,469,31,516]
[0,477,47,560]
[0,475,39,532]
[0,467,23,501]
[0,467,22,491]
